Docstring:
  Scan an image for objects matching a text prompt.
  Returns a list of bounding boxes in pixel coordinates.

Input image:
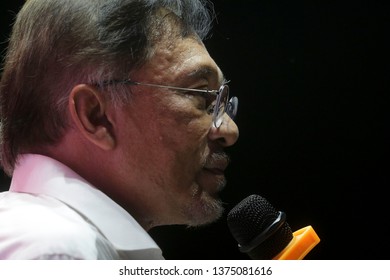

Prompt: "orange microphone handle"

[273,225,320,260]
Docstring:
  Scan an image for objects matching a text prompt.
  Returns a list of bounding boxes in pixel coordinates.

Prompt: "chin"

[182,188,225,228]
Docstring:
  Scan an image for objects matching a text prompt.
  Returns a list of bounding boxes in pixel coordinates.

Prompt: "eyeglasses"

[101,79,238,128]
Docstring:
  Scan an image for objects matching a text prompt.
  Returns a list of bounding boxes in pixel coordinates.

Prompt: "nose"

[208,114,239,147]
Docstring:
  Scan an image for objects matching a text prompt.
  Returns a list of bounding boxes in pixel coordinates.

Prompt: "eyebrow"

[185,66,227,86]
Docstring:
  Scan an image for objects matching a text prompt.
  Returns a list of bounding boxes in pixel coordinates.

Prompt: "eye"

[194,91,216,114]
[183,87,215,113]
[206,96,217,114]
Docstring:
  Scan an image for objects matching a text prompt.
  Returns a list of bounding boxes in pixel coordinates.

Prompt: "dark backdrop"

[1,0,388,259]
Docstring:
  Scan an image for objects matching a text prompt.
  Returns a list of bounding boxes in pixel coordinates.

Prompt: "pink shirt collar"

[10,154,162,255]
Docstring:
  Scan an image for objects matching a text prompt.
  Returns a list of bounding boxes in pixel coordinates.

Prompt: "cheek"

[157,116,211,181]
[156,97,211,157]
[128,94,212,188]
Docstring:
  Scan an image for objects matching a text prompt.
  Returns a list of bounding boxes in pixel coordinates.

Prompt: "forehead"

[136,34,224,85]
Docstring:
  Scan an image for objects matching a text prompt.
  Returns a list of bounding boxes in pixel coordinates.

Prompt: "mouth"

[203,152,230,174]
[203,166,226,176]
[196,152,230,194]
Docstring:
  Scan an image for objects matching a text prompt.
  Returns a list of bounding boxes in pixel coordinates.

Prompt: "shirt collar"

[9,154,162,255]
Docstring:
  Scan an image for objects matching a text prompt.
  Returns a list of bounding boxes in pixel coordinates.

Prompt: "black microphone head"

[227,194,293,259]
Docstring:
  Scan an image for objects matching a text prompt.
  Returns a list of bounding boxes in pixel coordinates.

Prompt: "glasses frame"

[101,79,238,128]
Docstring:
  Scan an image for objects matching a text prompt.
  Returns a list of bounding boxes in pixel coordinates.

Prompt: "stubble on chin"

[182,184,225,228]
[181,152,230,227]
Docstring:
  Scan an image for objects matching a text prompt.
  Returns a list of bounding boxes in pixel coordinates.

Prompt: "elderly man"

[0,0,239,259]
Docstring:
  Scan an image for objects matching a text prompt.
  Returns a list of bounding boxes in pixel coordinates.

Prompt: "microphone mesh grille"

[227,194,293,259]
[227,195,277,245]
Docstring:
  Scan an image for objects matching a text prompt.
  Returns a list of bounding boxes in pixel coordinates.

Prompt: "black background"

[1,1,388,259]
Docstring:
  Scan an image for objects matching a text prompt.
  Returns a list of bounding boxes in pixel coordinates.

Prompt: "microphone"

[227,194,320,260]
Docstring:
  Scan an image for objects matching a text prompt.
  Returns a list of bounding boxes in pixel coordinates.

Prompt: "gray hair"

[0,0,215,175]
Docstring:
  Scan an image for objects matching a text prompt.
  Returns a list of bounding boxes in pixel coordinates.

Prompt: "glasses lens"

[227,96,238,120]
[213,85,229,127]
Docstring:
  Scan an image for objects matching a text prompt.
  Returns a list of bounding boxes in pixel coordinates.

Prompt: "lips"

[203,167,225,175]
[196,154,229,194]
[203,153,229,175]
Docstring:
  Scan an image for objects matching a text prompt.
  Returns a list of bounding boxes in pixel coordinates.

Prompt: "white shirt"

[0,154,164,260]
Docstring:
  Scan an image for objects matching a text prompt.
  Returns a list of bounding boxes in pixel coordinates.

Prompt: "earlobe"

[68,84,116,150]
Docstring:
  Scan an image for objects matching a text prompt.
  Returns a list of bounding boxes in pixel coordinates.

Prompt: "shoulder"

[0,192,106,259]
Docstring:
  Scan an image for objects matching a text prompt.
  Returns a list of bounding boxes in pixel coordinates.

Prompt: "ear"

[68,84,116,150]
